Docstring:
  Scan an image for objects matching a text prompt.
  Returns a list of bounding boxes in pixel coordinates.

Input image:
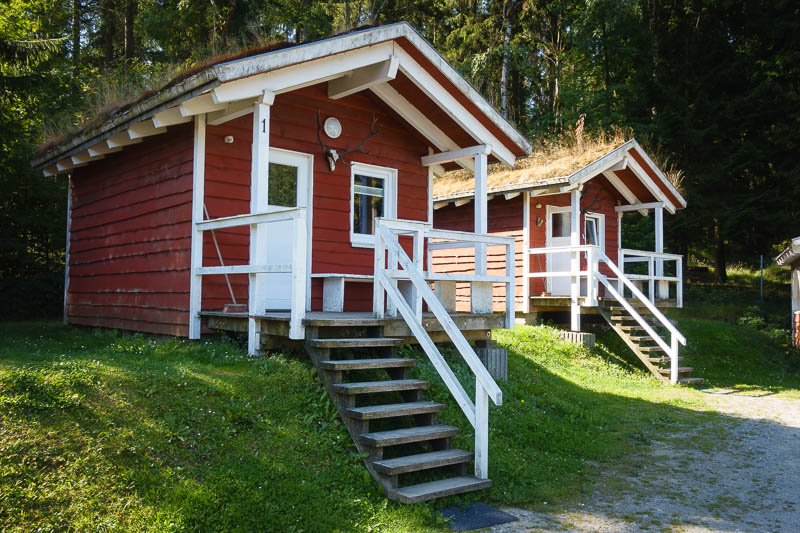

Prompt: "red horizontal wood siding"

[201,83,430,313]
[67,123,194,336]
[432,178,622,312]
[433,195,523,312]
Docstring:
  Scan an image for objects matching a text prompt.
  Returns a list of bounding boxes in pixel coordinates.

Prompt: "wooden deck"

[200,311,506,344]
[529,296,677,313]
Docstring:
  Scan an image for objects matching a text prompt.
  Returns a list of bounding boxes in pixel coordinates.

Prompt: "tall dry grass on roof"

[434,128,629,199]
[433,127,686,199]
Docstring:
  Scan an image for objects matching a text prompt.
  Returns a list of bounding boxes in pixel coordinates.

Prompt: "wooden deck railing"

[372,218,510,479]
[193,207,307,351]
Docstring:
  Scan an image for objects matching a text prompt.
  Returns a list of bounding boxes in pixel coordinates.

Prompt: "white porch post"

[617,210,623,294]
[655,205,667,299]
[570,188,581,331]
[471,151,492,313]
[248,91,275,355]
[189,114,206,339]
[522,191,531,314]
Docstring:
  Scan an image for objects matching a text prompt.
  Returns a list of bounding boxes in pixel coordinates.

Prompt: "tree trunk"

[500,3,511,116]
[101,0,115,63]
[124,0,137,60]
[72,0,80,74]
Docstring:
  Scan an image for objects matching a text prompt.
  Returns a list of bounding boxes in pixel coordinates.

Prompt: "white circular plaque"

[323,116,342,139]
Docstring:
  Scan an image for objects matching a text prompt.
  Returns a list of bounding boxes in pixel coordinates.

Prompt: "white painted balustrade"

[372,218,513,479]
[525,244,686,383]
[192,207,308,348]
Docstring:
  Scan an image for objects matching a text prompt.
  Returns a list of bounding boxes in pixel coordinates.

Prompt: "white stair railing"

[373,221,503,480]
[619,249,683,307]
[593,252,686,383]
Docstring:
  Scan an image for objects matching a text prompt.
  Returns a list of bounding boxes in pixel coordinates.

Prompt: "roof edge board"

[629,139,687,208]
[776,237,800,266]
[35,22,531,170]
[433,177,570,202]
[212,22,530,156]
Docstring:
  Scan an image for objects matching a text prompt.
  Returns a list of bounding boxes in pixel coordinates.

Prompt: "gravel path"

[489,391,800,533]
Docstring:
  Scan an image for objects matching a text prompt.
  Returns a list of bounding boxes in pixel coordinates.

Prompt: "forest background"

[1,0,798,320]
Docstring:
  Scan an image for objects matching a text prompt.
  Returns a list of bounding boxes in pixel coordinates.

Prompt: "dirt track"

[490,391,800,533]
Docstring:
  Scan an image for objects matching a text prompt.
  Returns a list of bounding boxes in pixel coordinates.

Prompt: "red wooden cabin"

[33,23,534,501]
[432,139,700,384]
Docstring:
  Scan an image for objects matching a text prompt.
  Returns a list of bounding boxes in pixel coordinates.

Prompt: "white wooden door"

[546,206,572,296]
[263,149,310,310]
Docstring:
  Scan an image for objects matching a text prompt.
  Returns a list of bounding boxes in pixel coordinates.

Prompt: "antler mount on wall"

[317,109,381,172]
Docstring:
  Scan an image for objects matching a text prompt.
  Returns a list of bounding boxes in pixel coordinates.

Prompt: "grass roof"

[37,26,380,159]
[434,130,628,200]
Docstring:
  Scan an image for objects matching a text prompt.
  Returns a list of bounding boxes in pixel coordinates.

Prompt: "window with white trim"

[350,163,397,247]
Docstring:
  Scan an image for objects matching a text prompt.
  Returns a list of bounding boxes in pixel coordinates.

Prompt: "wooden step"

[344,401,443,420]
[657,366,694,375]
[373,449,473,475]
[359,424,458,447]
[639,346,665,353]
[320,358,415,371]
[611,315,649,322]
[619,325,646,332]
[678,377,704,385]
[388,476,492,504]
[308,337,404,348]
[649,356,683,365]
[334,379,430,395]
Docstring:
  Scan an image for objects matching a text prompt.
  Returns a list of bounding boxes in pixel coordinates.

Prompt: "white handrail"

[620,249,683,261]
[600,254,685,345]
[195,206,307,344]
[595,252,684,383]
[374,222,503,479]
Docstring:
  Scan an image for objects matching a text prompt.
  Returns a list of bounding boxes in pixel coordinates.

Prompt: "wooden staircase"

[599,303,702,385]
[303,320,491,503]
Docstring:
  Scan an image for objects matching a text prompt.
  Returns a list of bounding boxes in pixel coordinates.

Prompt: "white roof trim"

[776,237,800,266]
[35,22,531,171]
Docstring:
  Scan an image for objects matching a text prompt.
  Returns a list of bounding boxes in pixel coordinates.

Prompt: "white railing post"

[505,240,515,329]
[670,335,679,384]
[647,256,655,305]
[386,233,398,317]
[474,382,489,479]
[677,256,683,308]
[373,223,386,319]
[618,249,625,296]
[289,214,307,339]
[189,114,206,340]
[570,189,581,331]
[587,246,598,306]
[413,226,424,321]
[655,205,668,299]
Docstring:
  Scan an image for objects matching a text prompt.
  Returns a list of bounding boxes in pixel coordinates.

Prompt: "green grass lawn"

[1,302,798,531]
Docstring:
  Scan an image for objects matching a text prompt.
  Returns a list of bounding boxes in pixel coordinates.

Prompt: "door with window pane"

[546,207,572,296]
[263,149,308,310]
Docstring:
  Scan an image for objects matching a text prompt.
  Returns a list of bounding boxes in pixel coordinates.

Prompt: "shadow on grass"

[1,321,798,532]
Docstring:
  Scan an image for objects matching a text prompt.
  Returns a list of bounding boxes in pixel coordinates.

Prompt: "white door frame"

[545,205,572,295]
[268,147,314,311]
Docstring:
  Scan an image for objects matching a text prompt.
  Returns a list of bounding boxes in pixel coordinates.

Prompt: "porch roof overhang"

[776,237,800,266]
[433,139,687,214]
[33,22,532,174]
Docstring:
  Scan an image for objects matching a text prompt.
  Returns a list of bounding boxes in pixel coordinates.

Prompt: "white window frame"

[350,162,397,248]
[584,212,605,250]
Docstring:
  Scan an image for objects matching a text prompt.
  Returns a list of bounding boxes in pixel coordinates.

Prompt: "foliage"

[1,0,799,318]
